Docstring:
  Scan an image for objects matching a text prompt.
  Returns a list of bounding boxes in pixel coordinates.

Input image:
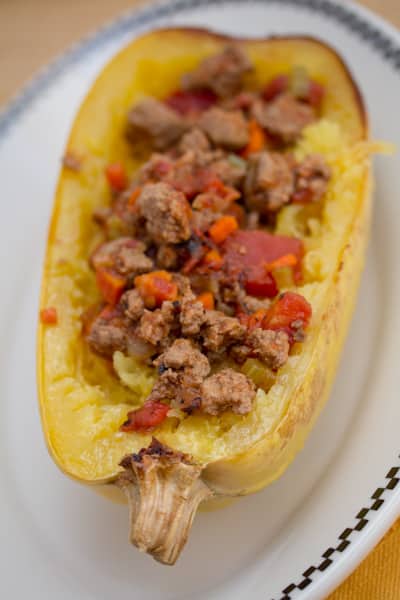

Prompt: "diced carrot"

[197,292,215,310]
[40,307,58,325]
[209,215,239,244]
[264,253,298,272]
[241,120,267,157]
[96,269,127,305]
[128,187,141,209]
[202,249,223,269]
[105,162,127,191]
[134,270,178,308]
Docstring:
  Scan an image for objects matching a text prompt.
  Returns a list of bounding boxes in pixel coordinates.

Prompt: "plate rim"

[1,1,399,598]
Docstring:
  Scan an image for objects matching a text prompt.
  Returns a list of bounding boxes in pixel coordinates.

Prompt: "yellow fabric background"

[0,1,399,597]
[329,521,400,599]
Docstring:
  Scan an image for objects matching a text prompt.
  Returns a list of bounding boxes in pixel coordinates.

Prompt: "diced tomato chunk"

[105,162,127,191]
[263,291,312,332]
[120,401,169,432]
[40,307,58,325]
[245,274,278,298]
[134,270,178,308]
[262,75,289,101]
[224,230,304,298]
[165,89,217,115]
[96,269,127,305]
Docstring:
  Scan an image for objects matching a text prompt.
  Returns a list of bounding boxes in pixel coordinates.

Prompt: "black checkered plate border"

[1,1,399,598]
[278,463,400,599]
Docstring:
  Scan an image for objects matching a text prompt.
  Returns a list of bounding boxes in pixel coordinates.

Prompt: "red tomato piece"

[263,291,312,332]
[165,89,217,115]
[120,401,170,432]
[134,271,178,308]
[262,75,289,101]
[105,162,127,191]
[223,230,304,297]
[245,274,278,298]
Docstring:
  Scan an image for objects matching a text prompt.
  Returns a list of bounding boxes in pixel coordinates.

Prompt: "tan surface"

[0,0,399,105]
[0,0,399,598]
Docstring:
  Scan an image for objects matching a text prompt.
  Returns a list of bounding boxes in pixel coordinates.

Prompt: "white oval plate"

[0,1,399,599]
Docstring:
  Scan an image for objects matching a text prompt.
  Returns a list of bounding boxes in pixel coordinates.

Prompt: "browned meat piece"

[137,182,192,244]
[247,328,290,370]
[91,237,132,270]
[136,301,177,347]
[182,45,252,98]
[149,368,180,401]
[121,288,145,321]
[202,310,246,352]
[172,273,192,296]
[178,128,211,154]
[114,245,153,276]
[293,154,331,203]
[201,368,256,415]
[246,211,260,229]
[210,153,247,188]
[191,208,219,233]
[156,244,179,270]
[137,153,175,185]
[138,148,244,197]
[244,151,295,213]
[91,238,153,277]
[127,97,187,150]
[179,291,206,336]
[221,279,271,313]
[150,369,202,414]
[92,206,112,227]
[199,108,249,150]
[192,181,240,214]
[241,295,271,313]
[154,338,210,384]
[222,91,258,113]
[152,339,210,413]
[87,319,127,357]
[252,94,315,143]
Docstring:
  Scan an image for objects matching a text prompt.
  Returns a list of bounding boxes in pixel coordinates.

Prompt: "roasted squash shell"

[38,28,372,564]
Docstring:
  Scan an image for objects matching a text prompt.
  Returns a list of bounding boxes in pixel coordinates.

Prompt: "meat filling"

[182,45,253,98]
[201,369,256,415]
[84,46,326,425]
